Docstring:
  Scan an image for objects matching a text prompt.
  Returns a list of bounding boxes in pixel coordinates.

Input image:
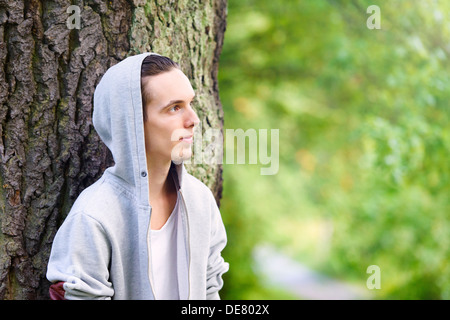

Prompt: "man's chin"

[171,145,192,165]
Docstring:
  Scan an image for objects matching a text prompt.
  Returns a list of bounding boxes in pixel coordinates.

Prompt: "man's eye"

[170,105,181,112]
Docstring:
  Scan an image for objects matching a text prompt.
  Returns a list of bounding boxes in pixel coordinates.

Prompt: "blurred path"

[253,245,372,300]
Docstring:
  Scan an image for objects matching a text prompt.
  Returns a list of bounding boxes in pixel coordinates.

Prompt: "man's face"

[142,68,200,164]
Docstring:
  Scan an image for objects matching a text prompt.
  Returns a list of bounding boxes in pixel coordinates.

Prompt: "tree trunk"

[0,0,227,299]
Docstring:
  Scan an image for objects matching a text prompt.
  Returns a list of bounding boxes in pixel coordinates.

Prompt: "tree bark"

[0,0,227,299]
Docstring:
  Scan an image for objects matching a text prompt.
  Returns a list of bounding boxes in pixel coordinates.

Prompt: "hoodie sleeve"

[206,197,230,300]
[46,212,114,300]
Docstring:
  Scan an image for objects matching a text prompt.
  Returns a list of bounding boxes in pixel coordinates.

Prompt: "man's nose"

[186,106,200,128]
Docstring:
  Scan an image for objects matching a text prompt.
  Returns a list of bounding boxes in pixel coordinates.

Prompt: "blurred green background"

[218,0,450,299]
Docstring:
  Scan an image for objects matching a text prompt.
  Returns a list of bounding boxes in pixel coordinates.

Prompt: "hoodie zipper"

[179,189,191,300]
[146,206,157,299]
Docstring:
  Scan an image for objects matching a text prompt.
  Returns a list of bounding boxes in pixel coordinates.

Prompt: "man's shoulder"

[182,171,215,199]
[69,173,137,222]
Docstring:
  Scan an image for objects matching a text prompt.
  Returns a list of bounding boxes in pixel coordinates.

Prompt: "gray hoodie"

[46,53,229,300]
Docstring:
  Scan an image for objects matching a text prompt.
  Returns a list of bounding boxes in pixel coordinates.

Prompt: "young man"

[46,53,229,300]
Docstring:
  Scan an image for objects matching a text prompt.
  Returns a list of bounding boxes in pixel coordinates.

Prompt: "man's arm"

[206,196,229,300]
[46,212,114,300]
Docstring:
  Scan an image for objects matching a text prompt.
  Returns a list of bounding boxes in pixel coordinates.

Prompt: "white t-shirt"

[150,194,180,300]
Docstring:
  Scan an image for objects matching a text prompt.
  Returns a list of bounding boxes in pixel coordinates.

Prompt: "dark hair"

[141,54,180,121]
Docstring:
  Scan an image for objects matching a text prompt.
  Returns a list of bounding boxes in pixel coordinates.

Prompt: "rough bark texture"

[0,0,227,299]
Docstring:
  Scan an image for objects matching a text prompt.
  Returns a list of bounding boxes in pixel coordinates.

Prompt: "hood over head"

[93,52,185,207]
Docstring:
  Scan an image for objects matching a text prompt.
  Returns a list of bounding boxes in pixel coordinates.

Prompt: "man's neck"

[146,155,173,202]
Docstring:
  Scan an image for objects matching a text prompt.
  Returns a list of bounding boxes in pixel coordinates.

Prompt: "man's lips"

[179,135,193,144]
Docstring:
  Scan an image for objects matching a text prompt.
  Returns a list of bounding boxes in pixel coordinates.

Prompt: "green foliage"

[219,0,449,299]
